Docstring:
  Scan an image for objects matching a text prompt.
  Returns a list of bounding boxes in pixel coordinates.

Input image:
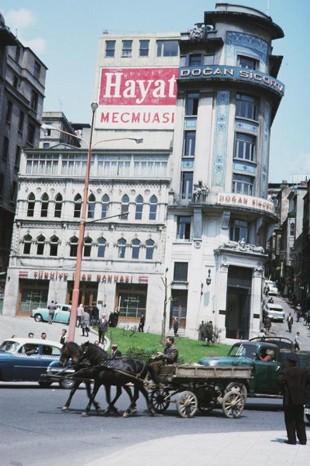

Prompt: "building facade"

[3,4,286,341]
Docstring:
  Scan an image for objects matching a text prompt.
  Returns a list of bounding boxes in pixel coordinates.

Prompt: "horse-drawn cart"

[149,364,252,419]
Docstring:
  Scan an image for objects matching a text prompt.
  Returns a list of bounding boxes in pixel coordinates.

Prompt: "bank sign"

[179,65,284,97]
[97,67,178,129]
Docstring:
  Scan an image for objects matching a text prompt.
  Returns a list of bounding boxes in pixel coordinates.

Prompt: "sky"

[1,0,310,182]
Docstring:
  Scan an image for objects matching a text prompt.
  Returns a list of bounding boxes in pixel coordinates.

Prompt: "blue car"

[31,304,71,324]
[0,338,69,388]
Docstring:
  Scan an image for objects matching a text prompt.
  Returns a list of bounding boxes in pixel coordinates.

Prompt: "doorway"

[225,266,252,339]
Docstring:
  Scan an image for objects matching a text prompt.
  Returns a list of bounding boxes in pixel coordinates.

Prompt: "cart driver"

[149,336,179,384]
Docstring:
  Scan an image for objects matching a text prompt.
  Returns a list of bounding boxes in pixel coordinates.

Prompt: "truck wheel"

[222,390,245,418]
[34,314,43,322]
[176,391,198,418]
[225,382,247,399]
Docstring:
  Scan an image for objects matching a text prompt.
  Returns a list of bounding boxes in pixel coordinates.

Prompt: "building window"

[185,93,199,116]
[14,146,21,172]
[149,195,158,220]
[2,137,9,163]
[105,40,116,57]
[189,54,202,66]
[88,193,96,219]
[205,54,214,65]
[69,236,78,257]
[97,237,106,258]
[230,219,249,242]
[173,262,188,282]
[49,235,59,256]
[23,234,32,255]
[27,123,36,145]
[181,172,193,199]
[10,181,17,201]
[122,40,132,57]
[290,222,295,237]
[34,61,41,79]
[157,40,178,57]
[145,239,155,260]
[27,193,35,217]
[236,94,257,120]
[183,131,196,157]
[40,193,49,217]
[232,174,255,196]
[36,235,45,255]
[43,143,50,149]
[15,46,20,62]
[101,194,110,219]
[121,194,129,220]
[238,55,258,70]
[13,75,19,88]
[84,237,92,257]
[135,195,144,220]
[132,239,141,259]
[177,216,191,240]
[139,40,149,56]
[6,101,13,123]
[31,91,39,112]
[74,194,82,218]
[118,238,126,258]
[18,110,24,134]
[54,193,63,218]
[234,133,256,162]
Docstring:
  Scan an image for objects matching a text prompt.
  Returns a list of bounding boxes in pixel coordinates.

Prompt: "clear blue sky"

[1,0,310,182]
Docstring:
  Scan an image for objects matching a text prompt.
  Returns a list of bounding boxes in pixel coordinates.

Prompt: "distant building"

[39,112,81,149]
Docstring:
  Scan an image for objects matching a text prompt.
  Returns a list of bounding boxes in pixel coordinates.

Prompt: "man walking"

[279,353,310,445]
[98,314,108,345]
[287,313,294,333]
[47,300,57,324]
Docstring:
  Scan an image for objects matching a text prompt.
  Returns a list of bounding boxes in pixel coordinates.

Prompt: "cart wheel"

[177,391,198,418]
[225,382,247,399]
[150,388,170,413]
[222,390,245,419]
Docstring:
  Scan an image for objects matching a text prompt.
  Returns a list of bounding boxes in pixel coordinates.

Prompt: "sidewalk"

[86,431,309,466]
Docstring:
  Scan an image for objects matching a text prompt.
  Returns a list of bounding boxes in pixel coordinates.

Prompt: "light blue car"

[31,304,71,324]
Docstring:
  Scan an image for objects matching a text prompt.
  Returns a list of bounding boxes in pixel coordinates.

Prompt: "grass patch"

[105,327,230,363]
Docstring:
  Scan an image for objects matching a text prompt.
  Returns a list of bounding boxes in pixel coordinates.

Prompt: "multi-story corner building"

[3,4,286,341]
[0,14,47,311]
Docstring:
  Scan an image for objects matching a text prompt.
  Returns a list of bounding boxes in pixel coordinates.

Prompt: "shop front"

[66,281,98,307]
[115,283,148,324]
[17,279,49,315]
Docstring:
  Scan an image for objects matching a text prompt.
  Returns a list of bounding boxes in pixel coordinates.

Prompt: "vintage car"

[0,338,69,388]
[31,304,71,324]
[264,302,285,322]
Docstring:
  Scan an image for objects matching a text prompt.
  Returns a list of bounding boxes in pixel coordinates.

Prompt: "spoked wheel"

[222,390,245,419]
[225,382,247,399]
[150,388,171,413]
[176,391,198,418]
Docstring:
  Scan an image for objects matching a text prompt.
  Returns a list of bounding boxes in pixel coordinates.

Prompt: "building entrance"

[17,279,49,315]
[225,266,252,340]
[170,289,188,329]
[115,284,147,324]
[67,281,98,307]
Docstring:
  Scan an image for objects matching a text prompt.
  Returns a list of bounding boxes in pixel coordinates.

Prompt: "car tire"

[34,314,43,322]
[59,378,75,390]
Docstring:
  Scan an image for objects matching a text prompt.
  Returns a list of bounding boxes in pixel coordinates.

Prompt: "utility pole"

[161,268,169,344]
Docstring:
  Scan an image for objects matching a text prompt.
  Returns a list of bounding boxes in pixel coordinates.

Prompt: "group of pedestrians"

[198,320,214,344]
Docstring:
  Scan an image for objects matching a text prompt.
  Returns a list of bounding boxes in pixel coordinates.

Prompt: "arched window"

[49,235,59,256]
[149,195,158,220]
[121,194,129,220]
[54,193,63,218]
[74,194,82,218]
[69,236,78,257]
[23,234,32,254]
[101,194,110,219]
[117,238,126,258]
[97,237,106,258]
[135,195,144,220]
[131,238,141,259]
[40,193,49,217]
[146,239,155,260]
[88,193,96,219]
[27,193,35,217]
[84,236,92,257]
[36,234,45,255]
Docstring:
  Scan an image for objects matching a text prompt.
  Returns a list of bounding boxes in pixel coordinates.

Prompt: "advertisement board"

[97,67,178,129]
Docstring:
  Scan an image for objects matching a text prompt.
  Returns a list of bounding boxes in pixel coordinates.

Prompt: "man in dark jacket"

[149,337,178,384]
[279,353,310,445]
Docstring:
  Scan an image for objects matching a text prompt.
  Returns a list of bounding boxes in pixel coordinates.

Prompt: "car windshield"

[0,340,19,353]
[228,343,257,359]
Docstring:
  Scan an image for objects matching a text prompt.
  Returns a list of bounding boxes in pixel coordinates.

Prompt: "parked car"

[268,285,279,296]
[0,338,69,388]
[264,302,285,322]
[31,304,71,324]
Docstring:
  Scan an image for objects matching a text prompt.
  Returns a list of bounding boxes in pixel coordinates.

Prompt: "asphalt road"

[0,384,295,466]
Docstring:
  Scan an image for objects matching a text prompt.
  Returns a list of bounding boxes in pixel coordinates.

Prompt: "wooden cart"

[149,364,252,419]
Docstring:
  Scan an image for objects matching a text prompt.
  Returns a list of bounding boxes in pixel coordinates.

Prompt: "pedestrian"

[47,300,57,324]
[198,321,205,341]
[77,303,83,328]
[173,317,179,337]
[41,332,47,340]
[138,314,145,332]
[28,332,34,338]
[111,344,122,359]
[287,313,294,333]
[98,314,108,344]
[294,332,301,351]
[279,353,310,445]
[60,329,67,345]
[81,308,90,337]
[205,321,214,344]
[92,305,99,326]
[264,316,272,334]
[258,328,266,338]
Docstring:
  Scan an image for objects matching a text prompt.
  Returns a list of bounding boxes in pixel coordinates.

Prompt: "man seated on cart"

[149,336,179,384]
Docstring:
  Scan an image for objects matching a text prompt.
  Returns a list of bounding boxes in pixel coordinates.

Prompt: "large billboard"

[96,67,178,129]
